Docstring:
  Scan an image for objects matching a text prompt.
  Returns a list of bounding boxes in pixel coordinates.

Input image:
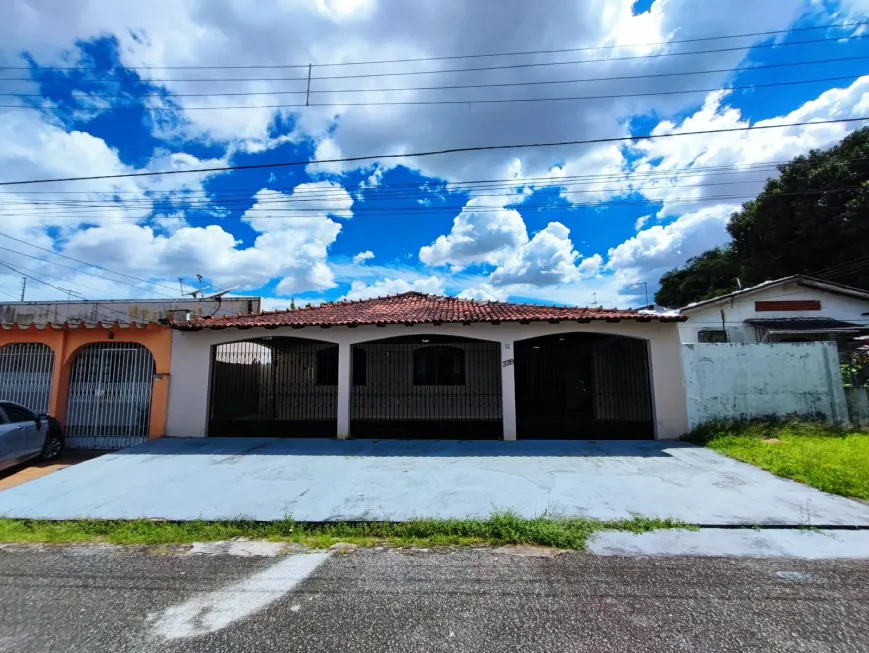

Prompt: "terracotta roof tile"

[173,292,685,330]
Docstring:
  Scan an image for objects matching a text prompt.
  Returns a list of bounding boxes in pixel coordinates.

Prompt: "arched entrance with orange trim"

[66,342,156,449]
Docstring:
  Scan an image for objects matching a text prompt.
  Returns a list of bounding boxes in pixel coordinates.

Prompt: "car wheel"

[41,430,64,461]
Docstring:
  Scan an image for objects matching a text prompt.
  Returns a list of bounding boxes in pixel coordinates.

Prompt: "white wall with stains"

[681,342,849,429]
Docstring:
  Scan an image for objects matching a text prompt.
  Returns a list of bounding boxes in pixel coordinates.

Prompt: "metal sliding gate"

[350,336,502,439]
[66,342,155,450]
[0,343,55,414]
[209,338,338,437]
[515,334,654,440]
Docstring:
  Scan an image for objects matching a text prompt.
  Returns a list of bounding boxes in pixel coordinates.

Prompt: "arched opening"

[515,333,654,440]
[67,342,156,449]
[0,343,55,414]
[350,335,501,439]
[209,337,338,437]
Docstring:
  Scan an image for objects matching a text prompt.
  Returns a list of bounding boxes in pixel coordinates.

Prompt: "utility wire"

[0,187,860,221]
[0,260,148,323]
[9,55,867,99]
[0,177,790,213]
[6,74,863,111]
[0,159,803,196]
[0,231,181,293]
[4,20,863,71]
[7,34,865,84]
[0,245,178,297]
[3,116,867,187]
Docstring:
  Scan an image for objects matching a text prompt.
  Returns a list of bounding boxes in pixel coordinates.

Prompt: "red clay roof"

[173,292,684,330]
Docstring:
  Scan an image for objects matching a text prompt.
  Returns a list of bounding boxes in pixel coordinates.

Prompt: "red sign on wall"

[755,300,822,312]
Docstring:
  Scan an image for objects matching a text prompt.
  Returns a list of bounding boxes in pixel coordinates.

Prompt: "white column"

[336,341,351,439]
[501,341,517,441]
[166,331,212,437]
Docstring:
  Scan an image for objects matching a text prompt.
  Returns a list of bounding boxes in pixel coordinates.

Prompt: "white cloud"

[352,250,375,264]
[634,215,651,231]
[342,275,445,300]
[489,222,581,287]
[457,283,508,302]
[153,214,189,234]
[578,253,604,278]
[419,194,528,270]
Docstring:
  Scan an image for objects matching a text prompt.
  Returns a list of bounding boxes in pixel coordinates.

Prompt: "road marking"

[148,552,331,640]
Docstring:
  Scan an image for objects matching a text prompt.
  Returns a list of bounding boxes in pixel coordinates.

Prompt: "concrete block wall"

[681,342,848,430]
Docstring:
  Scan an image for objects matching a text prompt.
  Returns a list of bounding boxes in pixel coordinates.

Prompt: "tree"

[654,247,744,307]
[656,127,869,306]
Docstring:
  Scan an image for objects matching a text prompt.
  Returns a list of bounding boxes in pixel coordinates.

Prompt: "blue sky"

[0,0,867,312]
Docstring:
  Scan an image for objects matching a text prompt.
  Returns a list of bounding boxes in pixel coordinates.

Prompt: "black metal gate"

[209,338,338,437]
[350,336,502,439]
[515,333,654,440]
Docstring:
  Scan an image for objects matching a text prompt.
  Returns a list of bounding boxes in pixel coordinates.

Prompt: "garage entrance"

[350,335,502,439]
[209,337,337,437]
[515,333,654,440]
[66,342,155,449]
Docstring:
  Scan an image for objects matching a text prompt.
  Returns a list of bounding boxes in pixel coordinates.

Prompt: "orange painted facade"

[0,323,172,439]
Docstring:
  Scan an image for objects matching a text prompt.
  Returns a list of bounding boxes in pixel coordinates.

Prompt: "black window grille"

[353,346,367,386]
[413,346,465,386]
[316,347,339,385]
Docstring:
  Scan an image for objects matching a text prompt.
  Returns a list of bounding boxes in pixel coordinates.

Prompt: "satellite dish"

[204,287,237,300]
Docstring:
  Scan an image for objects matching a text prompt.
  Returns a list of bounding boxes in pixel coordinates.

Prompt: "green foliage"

[0,512,691,550]
[685,419,869,500]
[654,247,743,307]
[290,298,296,310]
[655,127,869,306]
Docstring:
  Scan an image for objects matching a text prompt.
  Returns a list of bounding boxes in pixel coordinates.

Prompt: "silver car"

[0,401,65,473]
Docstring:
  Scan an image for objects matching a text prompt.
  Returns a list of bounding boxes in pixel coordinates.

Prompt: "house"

[167,292,689,441]
[678,276,869,352]
[0,321,171,450]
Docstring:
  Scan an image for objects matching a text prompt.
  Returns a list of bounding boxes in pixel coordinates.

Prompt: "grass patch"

[0,512,691,551]
[685,419,869,500]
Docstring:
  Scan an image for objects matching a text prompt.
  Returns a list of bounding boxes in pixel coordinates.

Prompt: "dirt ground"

[0,450,105,492]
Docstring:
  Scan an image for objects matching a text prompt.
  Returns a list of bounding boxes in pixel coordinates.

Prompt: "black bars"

[209,337,338,437]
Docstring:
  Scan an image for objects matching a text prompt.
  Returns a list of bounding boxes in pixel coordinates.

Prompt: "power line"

[7,33,864,84]
[0,187,860,222]
[0,231,181,293]
[0,177,792,213]
[6,74,862,111]
[0,260,148,323]
[3,116,867,187]
[9,55,867,99]
[4,20,863,71]
[0,245,178,297]
[0,158,803,197]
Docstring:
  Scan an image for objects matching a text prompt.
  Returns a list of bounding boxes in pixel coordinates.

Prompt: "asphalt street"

[0,546,867,652]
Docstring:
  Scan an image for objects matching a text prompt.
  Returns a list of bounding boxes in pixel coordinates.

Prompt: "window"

[352,347,367,386]
[413,346,465,385]
[315,347,339,385]
[698,330,728,343]
[1,402,35,423]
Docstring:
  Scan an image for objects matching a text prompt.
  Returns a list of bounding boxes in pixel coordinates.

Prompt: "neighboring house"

[678,276,869,352]
[168,292,689,441]
[0,297,261,326]
[0,321,171,450]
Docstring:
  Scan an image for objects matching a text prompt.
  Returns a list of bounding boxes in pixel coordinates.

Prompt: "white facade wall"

[167,320,687,440]
[679,280,869,344]
[681,342,848,429]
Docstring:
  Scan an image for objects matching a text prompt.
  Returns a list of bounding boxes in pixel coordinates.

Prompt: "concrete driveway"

[0,438,868,526]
